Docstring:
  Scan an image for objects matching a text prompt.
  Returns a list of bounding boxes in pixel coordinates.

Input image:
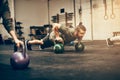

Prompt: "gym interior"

[0,0,120,80]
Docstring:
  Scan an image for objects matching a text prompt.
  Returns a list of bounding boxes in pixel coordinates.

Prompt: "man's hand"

[14,39,24,47]
[55,37,64,44]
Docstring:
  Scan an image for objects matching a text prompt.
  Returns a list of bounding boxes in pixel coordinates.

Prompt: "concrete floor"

[0,40,120,80]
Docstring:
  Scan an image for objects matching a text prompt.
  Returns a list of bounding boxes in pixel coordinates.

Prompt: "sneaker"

[39,45,44,50]
[106,38,113,47]
[25,40,32,50]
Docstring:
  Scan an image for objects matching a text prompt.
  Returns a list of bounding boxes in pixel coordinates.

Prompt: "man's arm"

[52,23,64,44]
[2,0,23,47]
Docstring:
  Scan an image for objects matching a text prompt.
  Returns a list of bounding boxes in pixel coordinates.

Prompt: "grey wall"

[14,0,48,39]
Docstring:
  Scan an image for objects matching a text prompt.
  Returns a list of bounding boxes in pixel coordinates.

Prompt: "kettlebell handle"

[22,43,26,58]
[15,42,27,58]
[23,41,27,58]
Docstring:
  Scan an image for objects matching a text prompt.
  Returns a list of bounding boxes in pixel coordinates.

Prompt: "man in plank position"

[26,22,86,50]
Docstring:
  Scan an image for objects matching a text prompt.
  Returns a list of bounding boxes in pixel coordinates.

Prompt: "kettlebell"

[75,42,85,52]
[10,42,30,69]
[53,43,64,53]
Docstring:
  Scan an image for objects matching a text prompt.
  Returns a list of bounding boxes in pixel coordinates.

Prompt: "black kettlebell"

[10,43,30,69]
[75,42,85,52]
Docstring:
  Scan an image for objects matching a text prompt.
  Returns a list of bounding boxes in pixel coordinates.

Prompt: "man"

[26,22,86,50]
[106,36,120,47]
[0,0,23,47]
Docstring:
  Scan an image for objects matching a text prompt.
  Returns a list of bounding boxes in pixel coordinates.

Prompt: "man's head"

[74,22,86,40]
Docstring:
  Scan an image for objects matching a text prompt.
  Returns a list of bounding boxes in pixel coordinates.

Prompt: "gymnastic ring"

[104,15,108,20]
[110,13,115,19]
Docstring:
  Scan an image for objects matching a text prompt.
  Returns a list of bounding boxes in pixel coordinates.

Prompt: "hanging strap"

[110,0,115,19]
[90,0,93,40]
[90,0,93,15]
[103,0,108,20]
[79,0,82,22]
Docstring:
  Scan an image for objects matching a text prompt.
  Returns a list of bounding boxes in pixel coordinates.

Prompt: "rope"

[103,0,108,20]
[79,0,82,22]
[110,0,115,19]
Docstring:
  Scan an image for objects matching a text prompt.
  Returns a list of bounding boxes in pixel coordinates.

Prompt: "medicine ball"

[75,42,85,52]
[53,43,64,53]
